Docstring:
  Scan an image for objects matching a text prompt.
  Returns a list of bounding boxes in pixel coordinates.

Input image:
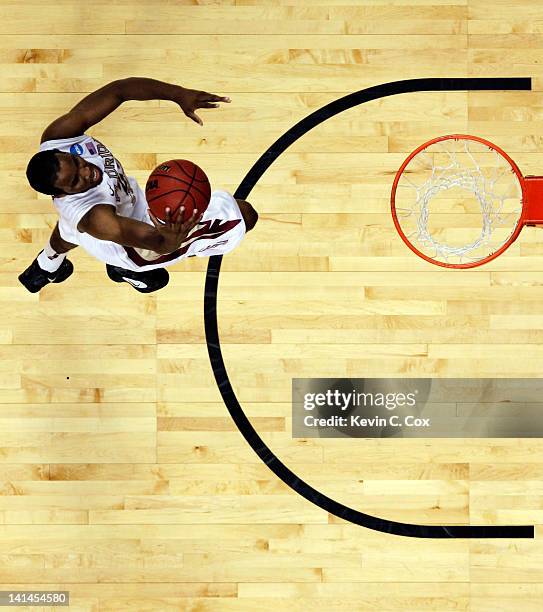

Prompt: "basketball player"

[20,77,258,293]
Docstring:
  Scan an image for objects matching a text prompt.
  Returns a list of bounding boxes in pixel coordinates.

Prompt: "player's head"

[26,149,64,196]
[26,150,103,197]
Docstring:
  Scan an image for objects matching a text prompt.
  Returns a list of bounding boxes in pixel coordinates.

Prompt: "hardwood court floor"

[3,0,543,610]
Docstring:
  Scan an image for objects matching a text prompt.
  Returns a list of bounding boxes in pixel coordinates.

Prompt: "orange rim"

[390,134,526,269]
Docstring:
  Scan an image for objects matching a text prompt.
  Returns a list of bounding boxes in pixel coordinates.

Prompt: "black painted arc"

[236,77,532,200]
[204,77,534,538]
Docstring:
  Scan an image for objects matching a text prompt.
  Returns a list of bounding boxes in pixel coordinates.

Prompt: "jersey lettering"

[94,138,136,205]
[198,239,229,253]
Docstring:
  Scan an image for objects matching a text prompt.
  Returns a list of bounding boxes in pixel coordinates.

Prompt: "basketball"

[145,159,211,224]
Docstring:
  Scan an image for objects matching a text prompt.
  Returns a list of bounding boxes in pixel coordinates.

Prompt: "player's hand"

[173,87,231,126]
[148,205,203,254]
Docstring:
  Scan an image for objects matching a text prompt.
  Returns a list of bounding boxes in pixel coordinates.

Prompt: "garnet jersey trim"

[124,218,241,267]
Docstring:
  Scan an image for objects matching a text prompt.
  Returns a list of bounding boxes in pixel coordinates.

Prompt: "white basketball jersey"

[37,133,246,271]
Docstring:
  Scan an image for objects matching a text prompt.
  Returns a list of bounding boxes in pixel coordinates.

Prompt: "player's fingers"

[184,211,202,232]
[197,91,231,104]
[148,208,161,228]
[193,212,204,227]
[173,207,184,226]
[185,111,203,126]
[199,102,219,109]
[207,94,231,103]
[166,206,179,228]
[182,209,199,228]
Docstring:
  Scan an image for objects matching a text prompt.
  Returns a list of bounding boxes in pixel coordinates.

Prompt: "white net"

[392,136,524,267]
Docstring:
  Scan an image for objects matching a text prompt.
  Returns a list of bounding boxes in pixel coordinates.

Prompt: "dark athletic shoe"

[105,264,169,293]
[18,252,74,293]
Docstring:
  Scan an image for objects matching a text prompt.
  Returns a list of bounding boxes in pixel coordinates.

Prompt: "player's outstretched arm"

[40,78,231,143]
[117,77,231,125]
[79,204,201,256]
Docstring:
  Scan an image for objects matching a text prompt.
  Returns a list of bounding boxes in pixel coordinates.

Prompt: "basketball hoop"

[391,134,543,268]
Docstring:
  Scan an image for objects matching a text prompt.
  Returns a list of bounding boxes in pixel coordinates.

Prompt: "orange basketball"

[145,159,211,224]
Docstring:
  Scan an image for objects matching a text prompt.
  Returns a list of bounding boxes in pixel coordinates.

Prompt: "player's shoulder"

[39,133,96,156]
